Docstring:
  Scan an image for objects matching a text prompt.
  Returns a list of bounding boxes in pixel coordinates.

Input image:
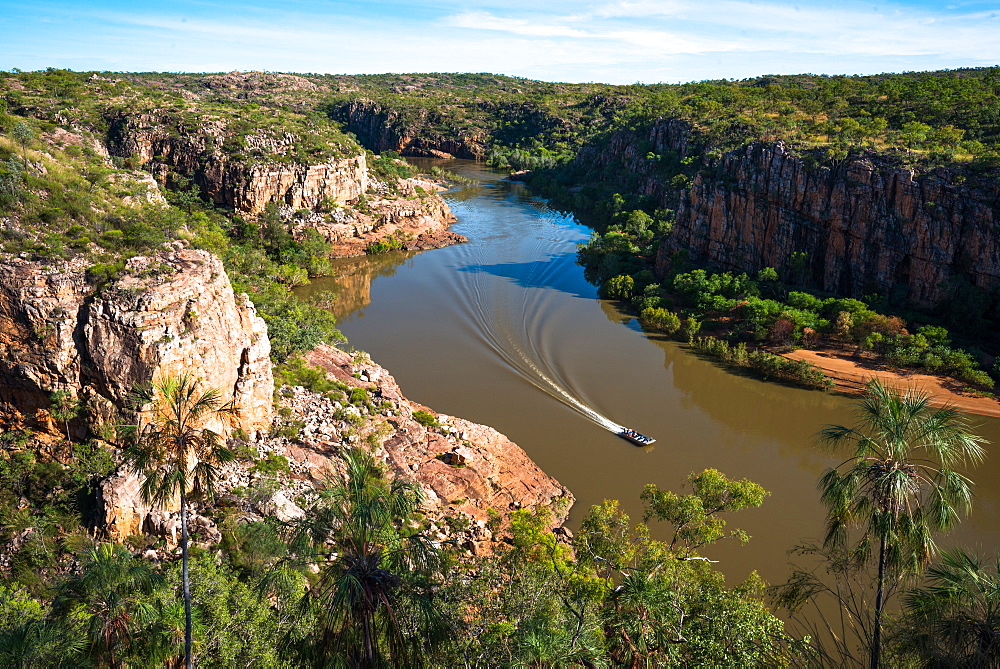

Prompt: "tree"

[55,543,165,668]
[48,390,79,443]
[289,447,445,667]
[891,549,1000,667]
[10,121,33,172]
[817,378,986,669]
[121,374,237,669]
[575,474,801,667]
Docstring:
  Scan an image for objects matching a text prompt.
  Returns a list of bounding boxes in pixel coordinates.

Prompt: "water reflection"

[300,250,416,322]
[456,256,594,298]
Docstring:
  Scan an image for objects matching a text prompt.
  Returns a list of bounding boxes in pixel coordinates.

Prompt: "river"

[298,159,1000,591]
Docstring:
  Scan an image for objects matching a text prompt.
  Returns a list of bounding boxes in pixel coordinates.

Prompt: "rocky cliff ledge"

[106,112,464,256]
[330,100,486,159]
[660,140,1000,307]
[291,176,463,257]
[0,248,273,440]
[99,343,573,553]
[572,118,1000,309]
[300,345,573,531]
[107,112,368,215]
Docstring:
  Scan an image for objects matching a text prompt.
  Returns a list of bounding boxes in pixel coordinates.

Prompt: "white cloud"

[447,11,590,37]
[3,0,999,84]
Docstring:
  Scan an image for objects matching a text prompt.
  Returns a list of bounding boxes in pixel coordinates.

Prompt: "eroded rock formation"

[0,247,273,440]
[291,177,463,257]
[571,117,1000,308]
[280,344,575,550]
[107,112,368,214]
[330,99,486,159]
[660,141,1000,307]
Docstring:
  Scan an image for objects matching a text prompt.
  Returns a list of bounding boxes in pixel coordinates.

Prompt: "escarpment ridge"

[557,117,1000,311]
[664,138,1000,308]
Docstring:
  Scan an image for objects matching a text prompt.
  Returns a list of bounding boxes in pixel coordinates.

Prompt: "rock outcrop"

[283,345,574,548]
[0,248,273,440]
[97,343,573,547]
[107,112,368,214]
[660,140,1000,307]
[291,177,463,257]
[570,117,1000,309]
[329,99,486,159]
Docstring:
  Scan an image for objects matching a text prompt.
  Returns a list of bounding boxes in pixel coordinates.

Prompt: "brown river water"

[297,159,1000,592]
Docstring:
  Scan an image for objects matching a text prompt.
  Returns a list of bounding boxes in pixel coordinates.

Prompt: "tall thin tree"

[122,374,237,669]
[818,378,986,669]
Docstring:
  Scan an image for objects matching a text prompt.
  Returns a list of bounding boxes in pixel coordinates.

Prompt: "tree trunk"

[362,610,374,667]
[871,537,887,669]
[182,492,193,669]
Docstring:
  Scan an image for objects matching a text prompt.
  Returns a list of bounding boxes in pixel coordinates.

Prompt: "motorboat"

[618,428,655,446]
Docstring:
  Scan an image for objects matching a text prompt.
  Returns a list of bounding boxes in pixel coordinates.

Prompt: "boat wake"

[445,204,629,437]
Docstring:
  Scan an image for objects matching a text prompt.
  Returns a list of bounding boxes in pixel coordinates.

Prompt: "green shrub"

[252,453,291,478]
[413,410,440,428]
[639,307,682,334]
[602,274,635,299]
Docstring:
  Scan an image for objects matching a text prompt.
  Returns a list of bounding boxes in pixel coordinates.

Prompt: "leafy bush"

[639,307,682,334]
[413,410,440,428]
[691,336,833,390]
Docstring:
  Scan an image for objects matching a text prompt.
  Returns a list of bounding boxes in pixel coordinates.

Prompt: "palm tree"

[291,447,444,667]
[55,543,165,668]
[818,378,987,669]
[49,390,79,442]
[893,548,1000,667]
[121,373,237,669]
[0,619,85,668]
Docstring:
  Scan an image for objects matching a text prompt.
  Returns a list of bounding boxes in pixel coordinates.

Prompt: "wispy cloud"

[1,0,998,83]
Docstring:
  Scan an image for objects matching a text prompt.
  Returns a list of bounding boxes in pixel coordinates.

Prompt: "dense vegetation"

[3,65,1000,666]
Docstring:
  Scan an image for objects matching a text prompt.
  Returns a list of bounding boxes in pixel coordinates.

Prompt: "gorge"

[2,67,1000,666]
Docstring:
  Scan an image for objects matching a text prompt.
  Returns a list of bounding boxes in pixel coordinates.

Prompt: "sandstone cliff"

[570,118,1000,309]
[106,112,368,214]
[105,111,463,256]
[329,99,486,159]
[661,141,1000,307]
[291,345,574,550]
[290,176,462,257]
[0,248,273,440]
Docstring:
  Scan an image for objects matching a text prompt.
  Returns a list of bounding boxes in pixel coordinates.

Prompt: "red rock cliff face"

[577,118,1000,308]
[331,100,486,159]
[106,113,368,214]
[659,141,1000,306]
[0,249,273,439]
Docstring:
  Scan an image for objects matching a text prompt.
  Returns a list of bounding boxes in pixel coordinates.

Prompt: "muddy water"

[299,160,1000,588]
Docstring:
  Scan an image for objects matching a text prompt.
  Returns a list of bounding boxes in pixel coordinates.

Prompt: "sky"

[1,0,999,84]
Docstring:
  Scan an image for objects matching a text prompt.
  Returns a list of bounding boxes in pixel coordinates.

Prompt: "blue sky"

[2,0,999,83]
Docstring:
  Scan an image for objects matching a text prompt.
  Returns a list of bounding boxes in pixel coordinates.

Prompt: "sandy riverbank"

[783,346,1000,418]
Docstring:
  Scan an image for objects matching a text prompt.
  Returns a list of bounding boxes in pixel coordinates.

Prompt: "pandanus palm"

[122,373,237,669]
[55,543,164,668]
[895,548,1000,667]
[818,378,986,669]
[294,447,443,667]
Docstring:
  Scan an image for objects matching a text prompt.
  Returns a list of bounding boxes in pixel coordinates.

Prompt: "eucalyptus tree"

[10,121,32,171]
[121,373,237,669]
[817,378,986,669]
